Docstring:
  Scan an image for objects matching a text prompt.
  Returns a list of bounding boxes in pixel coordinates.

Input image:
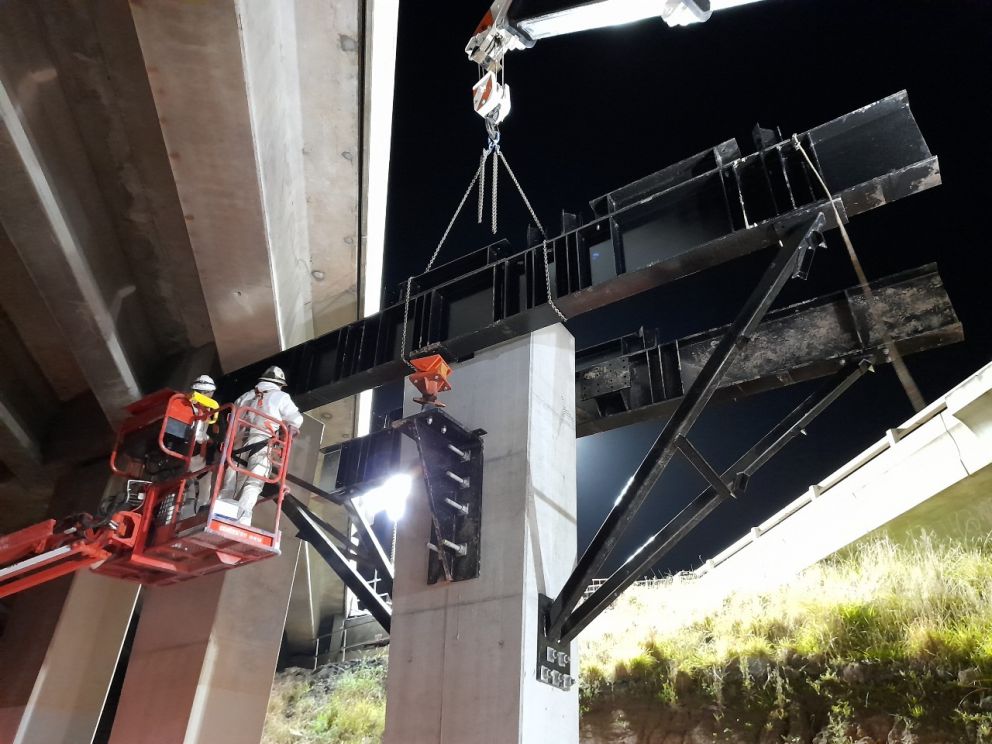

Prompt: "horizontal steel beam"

[220,92,939,408]
[575,263,962,436]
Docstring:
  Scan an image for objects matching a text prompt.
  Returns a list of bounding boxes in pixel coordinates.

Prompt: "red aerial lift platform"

[0,389,293,598]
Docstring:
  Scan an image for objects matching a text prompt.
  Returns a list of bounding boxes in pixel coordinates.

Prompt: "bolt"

[441,539,467,556]
[447,444,469,461]
[444,497,469,515]
[446,471,469,488]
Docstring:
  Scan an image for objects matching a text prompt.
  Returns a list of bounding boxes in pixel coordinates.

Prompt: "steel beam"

[282,494,392,633]
[284,472,394,588]
[576,264,962,436]
[546,215,825,639]
[558,360,871,644]
[220,92,940,407]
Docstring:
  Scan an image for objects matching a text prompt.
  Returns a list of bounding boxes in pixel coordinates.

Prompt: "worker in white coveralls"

[216,366,303,525]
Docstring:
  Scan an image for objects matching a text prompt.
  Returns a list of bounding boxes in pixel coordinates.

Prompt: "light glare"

[362,473,412,522]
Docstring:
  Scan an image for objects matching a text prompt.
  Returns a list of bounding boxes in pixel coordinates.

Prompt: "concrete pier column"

[0,462,136,744]
[107,415,323,744]
[384,326,579,744]
[0,578,73,741]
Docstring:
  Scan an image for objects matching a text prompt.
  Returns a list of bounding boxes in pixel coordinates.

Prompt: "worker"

[216,366,302,526]
[180,374,220,518]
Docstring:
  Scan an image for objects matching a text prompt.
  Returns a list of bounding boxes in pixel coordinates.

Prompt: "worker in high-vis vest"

[182,374,219,518]
[216,366,303,525]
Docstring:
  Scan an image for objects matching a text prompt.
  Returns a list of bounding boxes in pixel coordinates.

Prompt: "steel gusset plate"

[395,410,486,584]
[220,92,939,410]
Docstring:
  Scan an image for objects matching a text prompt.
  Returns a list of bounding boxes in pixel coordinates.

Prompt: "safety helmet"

[259,365,288,387]
[191,374,216,394]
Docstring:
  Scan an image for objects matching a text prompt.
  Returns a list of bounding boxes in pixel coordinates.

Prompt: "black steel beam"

[282,494,392,633]
[575,263,962,436]
[285,472,394,585]
[557,359,871,644]
[219,93,939,409]
[546,214,826,640]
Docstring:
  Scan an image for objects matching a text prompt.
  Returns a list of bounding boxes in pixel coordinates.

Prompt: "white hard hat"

[191,374,216,394]
[259,366,288,387]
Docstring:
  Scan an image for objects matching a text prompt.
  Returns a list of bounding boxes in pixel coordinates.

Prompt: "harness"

[229,387,278,465]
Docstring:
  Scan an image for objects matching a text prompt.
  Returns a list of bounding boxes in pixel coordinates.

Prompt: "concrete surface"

[10,573,138,744]
[384,326,580,744]
[0,462,133,744]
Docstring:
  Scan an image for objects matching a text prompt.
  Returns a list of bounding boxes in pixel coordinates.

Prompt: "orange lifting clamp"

[408,354,453,409]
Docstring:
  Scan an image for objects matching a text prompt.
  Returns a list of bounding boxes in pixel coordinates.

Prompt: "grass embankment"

[262,535,992,742]
[263,657,386,744]
[581,535,992,740]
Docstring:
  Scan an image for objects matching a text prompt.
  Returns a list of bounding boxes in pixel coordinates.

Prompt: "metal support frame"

[575,263,962,436]
[219,93,940,410]
[282,494,393,633]
[284,472,395,592]
[545,212,826,643]
[557,358,872,644]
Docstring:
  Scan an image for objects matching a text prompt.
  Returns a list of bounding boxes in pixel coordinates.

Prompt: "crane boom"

[467,0,767,130]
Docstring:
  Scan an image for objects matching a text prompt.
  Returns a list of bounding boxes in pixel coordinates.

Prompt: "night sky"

[378,0,992,575]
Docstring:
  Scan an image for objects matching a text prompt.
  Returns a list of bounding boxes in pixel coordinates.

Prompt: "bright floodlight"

[362,473,412,522]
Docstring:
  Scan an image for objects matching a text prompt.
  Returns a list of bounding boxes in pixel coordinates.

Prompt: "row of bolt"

[427,432,473,557]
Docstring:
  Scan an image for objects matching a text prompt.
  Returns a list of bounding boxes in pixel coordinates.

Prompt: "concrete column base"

[384,326,579,744]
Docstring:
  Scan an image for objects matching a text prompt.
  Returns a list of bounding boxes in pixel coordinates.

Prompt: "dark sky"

[379,0,992,575]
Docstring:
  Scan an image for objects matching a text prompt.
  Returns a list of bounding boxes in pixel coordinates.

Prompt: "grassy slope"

[580,535,992,740]
[264,658,386,744]
[263,535,992,742]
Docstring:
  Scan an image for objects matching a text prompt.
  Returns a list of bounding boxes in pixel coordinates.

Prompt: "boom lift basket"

[0,390,294,598]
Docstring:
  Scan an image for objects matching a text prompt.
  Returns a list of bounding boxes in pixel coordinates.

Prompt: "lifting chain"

[497,148,568,323]
[400,133,568,365]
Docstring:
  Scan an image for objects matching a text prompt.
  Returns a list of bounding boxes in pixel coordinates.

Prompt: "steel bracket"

[536,594,575,691]
[396,410,486,584]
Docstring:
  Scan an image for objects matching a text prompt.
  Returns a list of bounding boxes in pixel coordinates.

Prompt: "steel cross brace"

[282,494,392,632]
[545,212,827,642]
[284,472,394,592]
[556,358,872,644]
